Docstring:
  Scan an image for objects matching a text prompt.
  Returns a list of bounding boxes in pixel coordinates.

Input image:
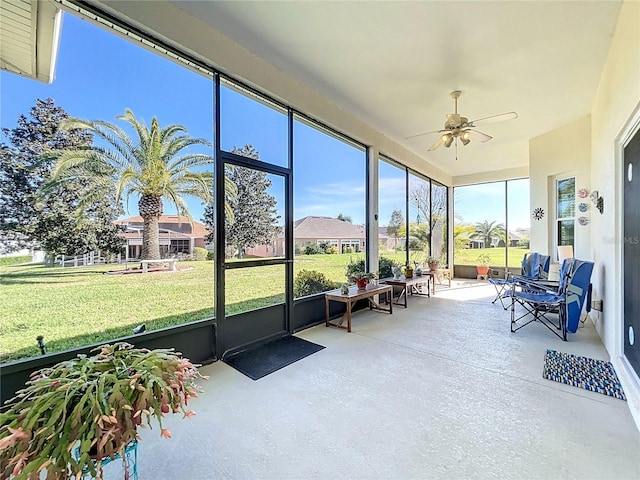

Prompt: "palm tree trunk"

[141,215,161,260]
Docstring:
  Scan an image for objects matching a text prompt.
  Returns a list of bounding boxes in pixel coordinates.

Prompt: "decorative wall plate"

[578,202,589,212]
[577,188,589,198]
[590,190,599,204]
[578,216,589,226]
[532,207,544,221]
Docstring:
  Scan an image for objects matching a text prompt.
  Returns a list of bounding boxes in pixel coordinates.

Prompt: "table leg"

[347,300,352,333]
[325,296,329,328]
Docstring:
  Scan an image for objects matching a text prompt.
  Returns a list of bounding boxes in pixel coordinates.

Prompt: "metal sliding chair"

[489,252,550,309]
[509,258,594,341]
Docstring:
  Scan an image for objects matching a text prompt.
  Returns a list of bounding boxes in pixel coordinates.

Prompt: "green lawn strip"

[454,247,530,268]
[0,256,32,267]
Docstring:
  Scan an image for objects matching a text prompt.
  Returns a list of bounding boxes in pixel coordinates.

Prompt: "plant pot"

[476,265,489,276]
[404,268,413,279]
[356,278,368,289]
[428,262,439,271]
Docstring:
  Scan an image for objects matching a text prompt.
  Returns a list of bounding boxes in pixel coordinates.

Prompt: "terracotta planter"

[476,265,489,276]
[356,278,368,289]
[428,262,440,271]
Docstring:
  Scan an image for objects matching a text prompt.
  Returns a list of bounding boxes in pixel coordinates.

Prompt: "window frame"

[555,175,576,258]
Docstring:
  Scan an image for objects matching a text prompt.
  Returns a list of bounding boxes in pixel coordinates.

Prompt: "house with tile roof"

[244,216,400,257]
[115,215,210,260]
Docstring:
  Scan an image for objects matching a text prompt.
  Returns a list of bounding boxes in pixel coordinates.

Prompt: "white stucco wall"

[590,0,640,424]
[529,115,592,259]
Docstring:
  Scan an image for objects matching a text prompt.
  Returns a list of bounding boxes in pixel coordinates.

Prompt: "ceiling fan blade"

[467,129,493,143]
[405,129,443,140]
[468,112,518,127]
[427,137,444,151]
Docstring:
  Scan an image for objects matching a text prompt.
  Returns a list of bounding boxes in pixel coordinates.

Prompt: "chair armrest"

[513,276,558,294]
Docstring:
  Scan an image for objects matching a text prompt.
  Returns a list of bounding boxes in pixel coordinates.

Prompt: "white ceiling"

[171,1,621,177]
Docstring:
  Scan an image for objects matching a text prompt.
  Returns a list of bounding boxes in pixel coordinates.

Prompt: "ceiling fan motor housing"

[445,115,469,130]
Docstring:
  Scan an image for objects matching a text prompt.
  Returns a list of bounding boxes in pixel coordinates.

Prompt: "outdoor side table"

[381,275,431,307]
[325,284,393,332]
[425,268,452,294]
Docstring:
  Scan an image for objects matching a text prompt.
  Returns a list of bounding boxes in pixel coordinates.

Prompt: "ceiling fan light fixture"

[460,136,471,146]
[443,135,454,148]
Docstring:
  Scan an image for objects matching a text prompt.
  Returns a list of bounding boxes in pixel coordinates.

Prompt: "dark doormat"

[543,349,626,400]
[223,335,325,380]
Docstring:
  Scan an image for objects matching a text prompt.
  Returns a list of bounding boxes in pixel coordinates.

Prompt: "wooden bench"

[381,275,431,307]
[140,259,178,273]
[325,284,393,333]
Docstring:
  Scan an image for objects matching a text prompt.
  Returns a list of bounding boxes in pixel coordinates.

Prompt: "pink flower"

[160,429,172,438]
[182,410,196,419]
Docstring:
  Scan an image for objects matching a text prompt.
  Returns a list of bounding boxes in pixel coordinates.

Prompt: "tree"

[49,110,213,260]
[337,212,352,223]
[408,180,447,252]
[473,220,505,248]
[387,209,404,250]
[0,98,124,256]
[202,145,280,258]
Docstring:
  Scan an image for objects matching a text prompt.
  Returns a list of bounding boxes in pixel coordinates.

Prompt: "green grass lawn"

[454,247,530,268]
[0,248,524,362]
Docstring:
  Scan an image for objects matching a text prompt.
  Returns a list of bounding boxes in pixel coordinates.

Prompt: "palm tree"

[473,220,505,248]
[48,110,215,260]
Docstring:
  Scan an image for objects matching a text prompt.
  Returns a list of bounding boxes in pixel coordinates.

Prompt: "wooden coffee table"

[381,275,431,307]
[325,284,393,332]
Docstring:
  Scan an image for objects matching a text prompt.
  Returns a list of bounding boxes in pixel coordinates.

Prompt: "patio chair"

[509,258,594,341]
[489,252,550,309]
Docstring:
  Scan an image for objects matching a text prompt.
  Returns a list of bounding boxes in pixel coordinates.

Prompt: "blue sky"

[1,12,529,230]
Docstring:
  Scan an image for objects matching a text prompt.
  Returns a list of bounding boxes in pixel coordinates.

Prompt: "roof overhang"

[0,0,63,84]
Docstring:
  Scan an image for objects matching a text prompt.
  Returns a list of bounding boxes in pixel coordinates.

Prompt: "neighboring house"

[115,215,210,260]
[244,216,405,258]
[293,216,365,253]
[378,227,401,250]
[468,229,529,249]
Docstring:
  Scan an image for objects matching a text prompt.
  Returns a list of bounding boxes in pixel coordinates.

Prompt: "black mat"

[223,335,325,380]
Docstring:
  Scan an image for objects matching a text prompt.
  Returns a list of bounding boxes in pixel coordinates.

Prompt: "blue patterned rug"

[543,349,626,400]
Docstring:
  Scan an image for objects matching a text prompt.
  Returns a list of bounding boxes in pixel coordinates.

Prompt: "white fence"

[55,252,123,267]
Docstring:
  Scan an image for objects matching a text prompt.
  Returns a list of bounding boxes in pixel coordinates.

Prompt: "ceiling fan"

[406,91,518,152]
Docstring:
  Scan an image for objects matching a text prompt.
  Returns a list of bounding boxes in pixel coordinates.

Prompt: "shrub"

[317,241,330,253]
[294,270,338,297]
[378,256,399,279]
[343,246,354,254]
[345,258,365,279]
[326,246,338,254]
[345,256,399,280]
[303,244,322,255]
[192,247,209,261]
[206,250,214,260]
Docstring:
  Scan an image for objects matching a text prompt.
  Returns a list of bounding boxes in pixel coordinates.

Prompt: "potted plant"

[402,264,414,278]
[425,256,441,271]
[348,272,376,289]
[0,342,206,479]
[476,253,491,276]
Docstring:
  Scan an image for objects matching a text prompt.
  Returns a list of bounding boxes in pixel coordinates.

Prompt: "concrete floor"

[129,281,639,479]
